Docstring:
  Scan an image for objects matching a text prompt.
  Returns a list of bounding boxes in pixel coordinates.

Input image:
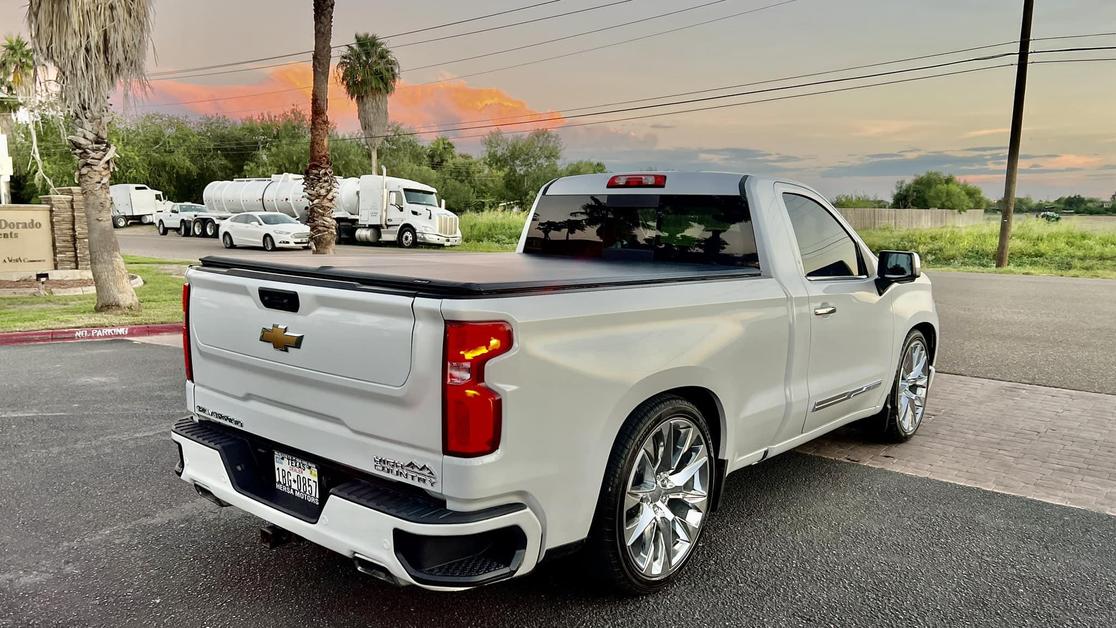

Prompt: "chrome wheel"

[623,417,710,580]
[896,339,929,434]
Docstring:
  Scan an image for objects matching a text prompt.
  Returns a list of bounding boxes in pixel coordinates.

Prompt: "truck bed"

[198,252,761,298]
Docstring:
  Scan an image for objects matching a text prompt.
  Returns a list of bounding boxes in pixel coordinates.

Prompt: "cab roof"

[545,172,775,196]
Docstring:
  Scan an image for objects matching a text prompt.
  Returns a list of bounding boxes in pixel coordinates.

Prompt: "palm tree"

[26,0,146,311]
[304,0,336,255]
[336,33,399,173]
[0,35,35,135]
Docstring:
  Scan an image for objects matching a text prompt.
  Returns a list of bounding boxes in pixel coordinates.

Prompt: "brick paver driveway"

[801,373,1116,515]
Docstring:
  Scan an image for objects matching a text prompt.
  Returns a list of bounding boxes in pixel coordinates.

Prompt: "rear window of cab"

[523,194,760,268]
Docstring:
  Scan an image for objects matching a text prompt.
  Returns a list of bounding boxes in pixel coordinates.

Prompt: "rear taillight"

[443,321,512,457]
[606,174,666,188]
[182,283,193,382]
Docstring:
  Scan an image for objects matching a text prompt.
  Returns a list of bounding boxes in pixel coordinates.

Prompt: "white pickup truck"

[153,202,233,238]
[172,172,938,593]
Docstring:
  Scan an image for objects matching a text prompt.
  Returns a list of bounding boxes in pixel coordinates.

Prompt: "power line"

[403,0,732,72]
[160,44,1116,146]
[147,0,564,77]
[148,0,733,84]
[345,57,1116,145]
[103,46,1116,155]
[138,0,793,106]
[132,31,1116,121]
[27,52,1114,159]
[150,0,638,81]
[415,0,796,85]
[146,26,1116,82]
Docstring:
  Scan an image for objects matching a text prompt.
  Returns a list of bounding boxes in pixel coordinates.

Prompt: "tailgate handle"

[258,288,300,313]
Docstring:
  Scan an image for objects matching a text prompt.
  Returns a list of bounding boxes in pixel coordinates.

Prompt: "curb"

[0,323,182,347]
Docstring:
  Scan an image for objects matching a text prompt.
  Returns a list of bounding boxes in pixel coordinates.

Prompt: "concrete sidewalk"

[800,373,1116,515]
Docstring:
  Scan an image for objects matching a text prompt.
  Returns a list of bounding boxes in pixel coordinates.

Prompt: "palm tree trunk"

[69,110,139,311]
[304,0,336,255]
[355,95,379,173]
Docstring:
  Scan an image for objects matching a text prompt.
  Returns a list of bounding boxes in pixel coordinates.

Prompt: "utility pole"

[995,0,1035,267]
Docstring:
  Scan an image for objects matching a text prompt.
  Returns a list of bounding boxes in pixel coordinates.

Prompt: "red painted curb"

[0,322,182,347]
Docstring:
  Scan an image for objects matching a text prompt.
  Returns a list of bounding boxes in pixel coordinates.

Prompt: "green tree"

[427,136,456,170]
[484,129,563,210]
[892,171,987,211]
[1055,194,1089,212]
[561,160,607,176]
[28,0,152,311]
[336,33,399,173]
[833,193,888,208]
[925,182,974,211]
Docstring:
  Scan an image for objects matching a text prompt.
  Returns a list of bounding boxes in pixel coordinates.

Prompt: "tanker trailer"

[202,171,461,248]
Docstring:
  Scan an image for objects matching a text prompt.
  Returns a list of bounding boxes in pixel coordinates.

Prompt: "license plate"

[274,451,319,504]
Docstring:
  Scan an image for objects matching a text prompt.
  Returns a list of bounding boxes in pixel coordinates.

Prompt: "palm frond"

[26,0,153,112]
[336,33,399,100]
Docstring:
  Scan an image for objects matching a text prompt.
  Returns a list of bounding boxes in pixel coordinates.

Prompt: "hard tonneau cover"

[198,253,760,298]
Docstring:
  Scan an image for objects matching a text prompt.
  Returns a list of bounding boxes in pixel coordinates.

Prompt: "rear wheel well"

[655,386,728,511]
[660,387,723,458]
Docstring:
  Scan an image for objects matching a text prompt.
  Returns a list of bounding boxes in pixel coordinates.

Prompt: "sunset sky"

[3,0,1114,199]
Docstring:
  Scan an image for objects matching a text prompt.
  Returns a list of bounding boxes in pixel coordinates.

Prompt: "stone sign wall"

[0,204,54,272]
[40,187,90,271]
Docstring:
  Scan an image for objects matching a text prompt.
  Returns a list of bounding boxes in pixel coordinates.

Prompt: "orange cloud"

[143,64,565,136]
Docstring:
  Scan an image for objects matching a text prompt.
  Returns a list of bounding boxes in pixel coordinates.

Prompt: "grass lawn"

[860,221,1116,279]
[0,256,189,332]
[456,210,524,252]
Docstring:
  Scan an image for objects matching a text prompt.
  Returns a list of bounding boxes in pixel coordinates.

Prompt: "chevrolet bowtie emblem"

[259,324,304,352]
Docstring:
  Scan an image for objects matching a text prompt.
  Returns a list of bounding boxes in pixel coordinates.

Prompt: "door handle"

[814,304,837,316]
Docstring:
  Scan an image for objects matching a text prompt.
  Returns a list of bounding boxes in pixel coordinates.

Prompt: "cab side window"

[782,193,864,278]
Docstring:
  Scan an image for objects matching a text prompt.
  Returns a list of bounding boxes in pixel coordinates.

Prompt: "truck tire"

[157,221,167,236]
[193,219,206,237]
[204,220,218,238]
[588,395,715,595]
[179,221,191,236]
[140,215,153,225]
[263,235,276,251]
[113,215,128,229]
[867,329,931,443]
[397,225,417,249]
[222,233,235,249]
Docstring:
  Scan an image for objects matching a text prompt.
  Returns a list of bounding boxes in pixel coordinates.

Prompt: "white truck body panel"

[110,183,167,218]
[174,172,938,590]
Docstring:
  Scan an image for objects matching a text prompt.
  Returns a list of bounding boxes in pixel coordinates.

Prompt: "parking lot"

[1,336,1115,625]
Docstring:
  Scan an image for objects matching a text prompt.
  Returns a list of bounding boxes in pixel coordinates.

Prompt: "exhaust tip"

[193,483,229,508]
[353,555,399,586]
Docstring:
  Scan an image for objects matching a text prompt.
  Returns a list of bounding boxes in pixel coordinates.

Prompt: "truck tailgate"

[185,267,445,481]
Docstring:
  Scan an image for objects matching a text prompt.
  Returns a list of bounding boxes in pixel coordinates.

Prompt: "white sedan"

[219,212,310,251]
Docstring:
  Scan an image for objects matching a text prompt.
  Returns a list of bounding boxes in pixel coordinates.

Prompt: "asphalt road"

[2,341,1114,626]
[116,225,412,261]
[930,271,1116,395]
[117,225,1116,395]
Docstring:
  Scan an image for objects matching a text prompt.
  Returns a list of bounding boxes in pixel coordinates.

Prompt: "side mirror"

[388,191,403,208]
[876,250,921,293]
